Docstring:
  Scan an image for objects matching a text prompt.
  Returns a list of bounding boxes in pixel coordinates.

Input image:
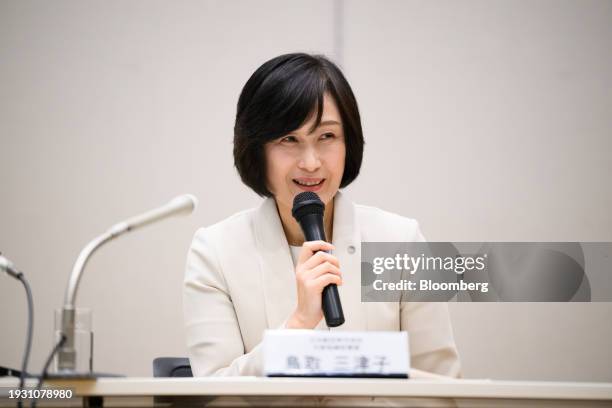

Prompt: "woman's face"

[265,92,346,212]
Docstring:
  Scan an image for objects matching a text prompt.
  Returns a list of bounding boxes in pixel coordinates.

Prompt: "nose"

[298,146,321,172]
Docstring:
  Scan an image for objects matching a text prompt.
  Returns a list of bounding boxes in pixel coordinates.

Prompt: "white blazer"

[183,191,461,377]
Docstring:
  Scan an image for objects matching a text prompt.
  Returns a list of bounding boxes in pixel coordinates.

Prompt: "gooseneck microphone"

[57,194,198,373]
[1,254,33,408]
[292,192,345,327]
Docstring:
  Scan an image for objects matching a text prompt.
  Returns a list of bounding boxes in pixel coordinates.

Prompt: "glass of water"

[53,308,93,374]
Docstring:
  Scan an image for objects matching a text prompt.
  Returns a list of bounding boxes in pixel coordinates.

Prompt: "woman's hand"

[286,240,342,329]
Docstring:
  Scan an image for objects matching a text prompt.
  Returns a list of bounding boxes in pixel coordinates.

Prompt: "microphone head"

[0,254,20,279]
[292,192,324,222]
[169,194,198,215]
[182,194,199,213]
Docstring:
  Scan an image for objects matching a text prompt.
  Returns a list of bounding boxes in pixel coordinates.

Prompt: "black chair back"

[152,357,193,377]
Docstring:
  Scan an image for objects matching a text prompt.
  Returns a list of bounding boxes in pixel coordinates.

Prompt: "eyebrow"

[318,120,341,127]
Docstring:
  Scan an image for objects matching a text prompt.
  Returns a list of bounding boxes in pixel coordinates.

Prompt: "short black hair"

[233,53,364,197]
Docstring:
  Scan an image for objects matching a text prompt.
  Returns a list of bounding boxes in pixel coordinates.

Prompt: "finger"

[297,241,335,265]
[305,262,341,280]
[301,251,340,270]
[312,273,343,290]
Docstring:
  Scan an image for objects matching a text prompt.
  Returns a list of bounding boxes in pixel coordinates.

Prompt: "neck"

[277,197,335,246]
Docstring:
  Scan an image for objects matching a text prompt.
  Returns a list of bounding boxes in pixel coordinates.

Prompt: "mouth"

[293,178,325,191]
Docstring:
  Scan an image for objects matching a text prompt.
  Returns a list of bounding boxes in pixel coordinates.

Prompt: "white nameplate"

[263,330,409,377]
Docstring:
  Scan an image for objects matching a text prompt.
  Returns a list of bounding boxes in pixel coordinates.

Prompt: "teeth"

[295,179,323,186]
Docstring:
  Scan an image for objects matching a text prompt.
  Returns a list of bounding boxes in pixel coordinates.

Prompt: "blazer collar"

[253,191,361,329]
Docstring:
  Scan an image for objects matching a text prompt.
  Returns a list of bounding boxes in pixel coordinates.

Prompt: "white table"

[1,377,611,407]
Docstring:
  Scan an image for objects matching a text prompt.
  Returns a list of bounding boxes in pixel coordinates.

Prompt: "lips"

[293,178,325,191]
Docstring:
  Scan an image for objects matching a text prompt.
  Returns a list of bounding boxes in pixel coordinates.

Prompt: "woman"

[184,53,461,377]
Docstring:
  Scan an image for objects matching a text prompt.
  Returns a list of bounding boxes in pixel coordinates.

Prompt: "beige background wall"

[1,0,610,381]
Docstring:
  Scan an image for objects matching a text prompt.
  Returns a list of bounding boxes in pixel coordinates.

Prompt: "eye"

[280,135,298,143]
[320,133,335,140]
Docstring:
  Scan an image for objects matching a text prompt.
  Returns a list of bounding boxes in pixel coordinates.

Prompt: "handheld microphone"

[58,194,198,373]
[292,192,345,328]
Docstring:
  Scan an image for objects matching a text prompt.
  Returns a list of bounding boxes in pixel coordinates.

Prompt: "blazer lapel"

[253,197,297,329]
[331,191,366,330]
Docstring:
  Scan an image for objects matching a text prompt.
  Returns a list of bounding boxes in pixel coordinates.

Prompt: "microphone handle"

[298,213,345,328]
[322,285,344,327]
